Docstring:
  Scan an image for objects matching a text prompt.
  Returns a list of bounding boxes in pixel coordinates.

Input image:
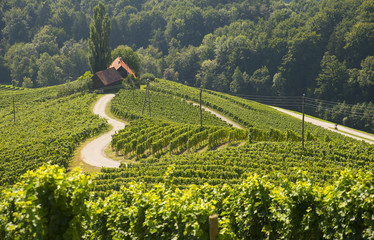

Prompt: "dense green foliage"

[0,86,108,189]
[111,88,230,126]
[2,164,374,239]
[1,0,373,103]
[0,165,92,240]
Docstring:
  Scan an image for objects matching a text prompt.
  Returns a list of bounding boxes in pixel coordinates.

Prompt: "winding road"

[81,95,373,169]
[272,106,374,144]
[81,94,241,168]
[81,94,125,168]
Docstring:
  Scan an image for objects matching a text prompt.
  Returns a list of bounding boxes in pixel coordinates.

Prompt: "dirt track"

[81,94,125,168]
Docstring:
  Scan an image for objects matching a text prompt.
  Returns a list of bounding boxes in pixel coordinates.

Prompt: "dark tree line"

[1,0,373,130]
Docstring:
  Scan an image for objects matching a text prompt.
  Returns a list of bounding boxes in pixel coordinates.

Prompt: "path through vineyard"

[81,94,244,168]
[272,107,374,144]
[81,94,124,168]
[189,102,244,129]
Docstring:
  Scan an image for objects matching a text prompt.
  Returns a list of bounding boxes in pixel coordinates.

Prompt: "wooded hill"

[0,0,372,100]
[1,0,373,131]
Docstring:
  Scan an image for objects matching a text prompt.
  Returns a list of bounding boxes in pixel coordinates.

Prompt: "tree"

[22,77,33,88]
[60,39,90,82]
[32,25,59,57]
[2,8,29,44]
[163,68,179,82]
[36,53,63,87]
[195,59,217,89]
[314,52,350,101]
[249,66,272,95]
[230,67,244,94]
[88,2,111,73]
[357,56,374,102]
[5,43,38,86]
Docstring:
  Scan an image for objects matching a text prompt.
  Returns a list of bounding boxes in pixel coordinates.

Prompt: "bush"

[140,73,156,83]
[58,71,93,97]
[0,165,92,240]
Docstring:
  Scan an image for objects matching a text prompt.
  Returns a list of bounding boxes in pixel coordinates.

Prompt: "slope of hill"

[0,86,108,189]
[93,79,373,196]
[1,79,374,239]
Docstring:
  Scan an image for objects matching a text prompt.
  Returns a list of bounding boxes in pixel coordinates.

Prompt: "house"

[92,67,123,89]
[109,57,136,79]
[92,57,136,90]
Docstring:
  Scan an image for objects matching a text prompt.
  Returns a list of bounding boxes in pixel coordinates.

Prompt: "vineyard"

[111,118,248,159]
[111,88,230,126]
[0,87,108,189]
[1,77,374,239]
[0,85,25,91]
[94,78,367,194]
[150,79,347,140]
[95,139,374,195]
[1,164,373,239]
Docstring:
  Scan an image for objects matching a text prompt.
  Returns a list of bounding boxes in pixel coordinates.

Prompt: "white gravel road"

[272,106,374,144]
[81,94,125,168]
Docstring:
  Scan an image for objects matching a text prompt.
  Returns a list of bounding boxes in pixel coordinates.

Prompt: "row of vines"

[111,118,248,158]
[95,140,374,195]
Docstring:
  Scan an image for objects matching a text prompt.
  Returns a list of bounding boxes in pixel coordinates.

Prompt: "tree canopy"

[1,0,373,109]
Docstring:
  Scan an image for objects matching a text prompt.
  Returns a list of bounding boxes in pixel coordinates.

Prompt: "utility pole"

[200,87,203,130]
[302,93,305,149]
[13,96,16,123]
[142,78,151,117]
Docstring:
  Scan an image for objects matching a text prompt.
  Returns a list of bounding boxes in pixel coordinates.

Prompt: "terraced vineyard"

[0,87,108,189]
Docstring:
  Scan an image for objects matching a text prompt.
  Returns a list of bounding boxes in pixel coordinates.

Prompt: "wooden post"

[13,96,15,123]
[148,79,151,117]
[302,94,305,149]
[200,87,203,130]
[142,79,151,117]
[209,214,218,240]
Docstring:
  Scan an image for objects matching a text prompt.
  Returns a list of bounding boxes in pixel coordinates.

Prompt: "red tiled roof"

[110,57,136,78]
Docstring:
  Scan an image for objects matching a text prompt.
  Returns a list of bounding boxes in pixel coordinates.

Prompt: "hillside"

[0,83,108,189]
[1,79,374,239]
[92,79,374,195]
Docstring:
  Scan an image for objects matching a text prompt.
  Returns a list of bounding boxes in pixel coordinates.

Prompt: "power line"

[228,93,374,118]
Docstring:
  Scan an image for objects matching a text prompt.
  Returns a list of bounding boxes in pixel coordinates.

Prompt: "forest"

[0,0,373,130]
